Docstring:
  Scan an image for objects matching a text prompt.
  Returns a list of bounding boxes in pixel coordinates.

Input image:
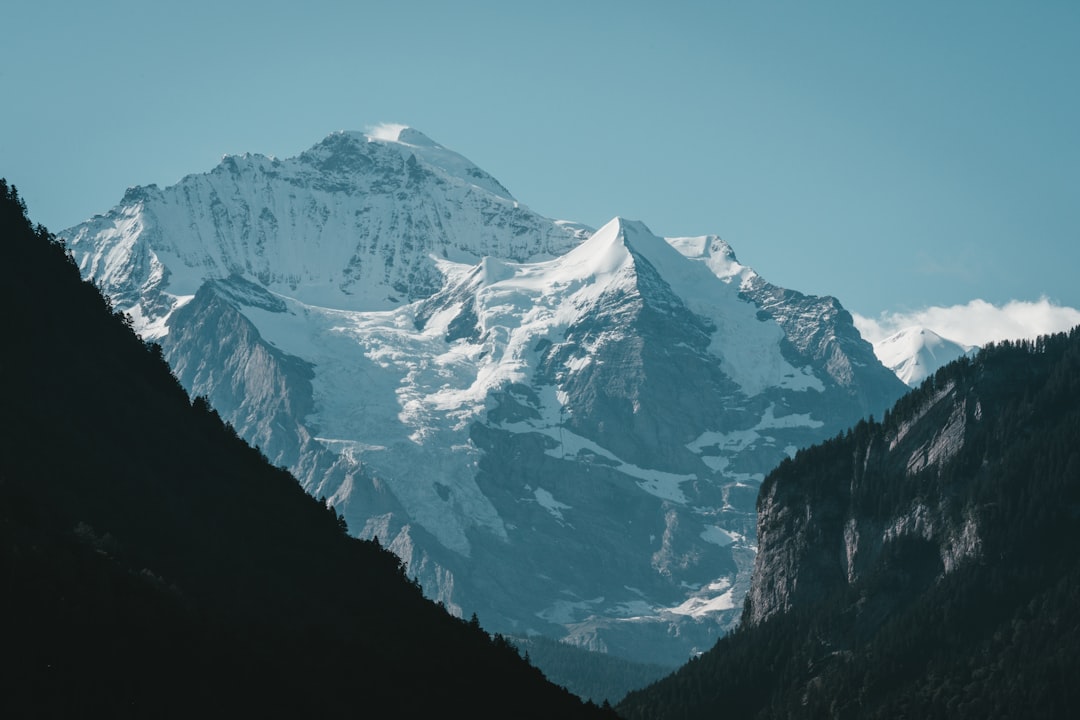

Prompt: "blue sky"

[4,1,1078,339]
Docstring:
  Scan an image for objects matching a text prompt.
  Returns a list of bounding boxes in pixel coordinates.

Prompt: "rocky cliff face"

[746,369,985,626]
[60,127,907,667]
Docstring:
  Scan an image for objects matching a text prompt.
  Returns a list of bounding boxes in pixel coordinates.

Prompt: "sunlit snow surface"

[872,326,976,387]
[666,579,738,616]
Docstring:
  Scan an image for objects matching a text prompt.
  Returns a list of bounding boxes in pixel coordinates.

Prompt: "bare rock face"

[746,373,985,626]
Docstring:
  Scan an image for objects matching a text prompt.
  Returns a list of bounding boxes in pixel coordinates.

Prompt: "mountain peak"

[593,217,672,257]
[611,216,655,238]
[873,325,977,387]
[313,125,514,200]
[62,127,581,325]
[557,217,642,280]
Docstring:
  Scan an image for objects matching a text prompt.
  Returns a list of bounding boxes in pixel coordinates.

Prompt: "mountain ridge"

[65,126,586,329]
[60,128,908,672]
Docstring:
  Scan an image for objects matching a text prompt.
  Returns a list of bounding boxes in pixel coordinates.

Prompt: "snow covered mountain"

[872,326,977,387]
[66,125,587,335]
[61,126,907,667]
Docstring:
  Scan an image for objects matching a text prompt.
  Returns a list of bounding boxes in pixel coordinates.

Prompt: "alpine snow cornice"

[61,127,908,669]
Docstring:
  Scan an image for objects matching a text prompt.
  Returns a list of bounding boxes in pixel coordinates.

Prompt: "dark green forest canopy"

[0,179,615,719]
[618,322,1080,719]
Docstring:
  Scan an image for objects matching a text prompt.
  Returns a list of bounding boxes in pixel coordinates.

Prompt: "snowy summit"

[873,326,977,387]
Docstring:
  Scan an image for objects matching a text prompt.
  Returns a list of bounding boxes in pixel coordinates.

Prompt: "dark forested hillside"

[618,324,1080,718]
[0,180,614,718]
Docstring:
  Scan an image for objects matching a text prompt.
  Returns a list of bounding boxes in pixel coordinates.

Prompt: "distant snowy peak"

[874,326,977,387]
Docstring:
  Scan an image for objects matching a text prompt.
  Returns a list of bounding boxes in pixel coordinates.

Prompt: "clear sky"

[4,1,1078,340]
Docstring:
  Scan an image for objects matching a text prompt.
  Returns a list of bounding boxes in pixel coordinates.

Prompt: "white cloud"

[366,123,408,142]
[852,298,1080,348]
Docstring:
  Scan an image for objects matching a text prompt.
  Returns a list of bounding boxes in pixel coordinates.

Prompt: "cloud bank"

[852,298,1080,349]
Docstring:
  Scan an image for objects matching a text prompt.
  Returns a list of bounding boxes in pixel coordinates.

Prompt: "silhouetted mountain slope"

[0,179,613,718]
[618,325,1080,718]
